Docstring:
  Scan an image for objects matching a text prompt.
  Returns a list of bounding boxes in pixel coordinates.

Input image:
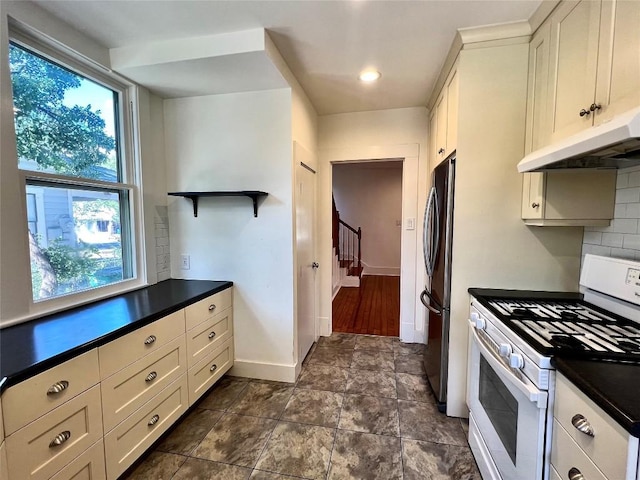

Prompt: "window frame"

[4,28,148,323]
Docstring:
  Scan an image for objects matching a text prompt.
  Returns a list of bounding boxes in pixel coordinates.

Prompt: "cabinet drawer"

[555,374,627,480]
[104,375,188,479]
[185,288,232,330]
[99,310,185,378]
[49,440,106,480]
[186,307,233,368]
[6,385,103,480]
[551,419,607,480]
[101,335,187,432]
[2,350,99,436]
[188,337,234,406]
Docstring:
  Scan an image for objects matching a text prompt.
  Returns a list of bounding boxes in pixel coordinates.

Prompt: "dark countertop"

[0,279,232,392]
[552,357,640,437]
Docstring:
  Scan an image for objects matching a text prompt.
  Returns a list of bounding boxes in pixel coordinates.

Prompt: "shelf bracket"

[246,193,261,217]
[186,195,199,217]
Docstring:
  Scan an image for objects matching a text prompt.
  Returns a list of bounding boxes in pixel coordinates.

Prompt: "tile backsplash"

[582,166,640,261]
[155,206,171,281]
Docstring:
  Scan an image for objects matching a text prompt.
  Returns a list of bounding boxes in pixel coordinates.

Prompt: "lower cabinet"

[5,386,104,480]
[104,375,189,479]
[0,286,234,480]
[551,373,639,480]
[188,337,234,405]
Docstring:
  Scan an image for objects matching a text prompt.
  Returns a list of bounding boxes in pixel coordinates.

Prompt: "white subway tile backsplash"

[614,203,626,218]
[582,166,640,261]
[615,187,640,204]
[583,231,603,245]
[613,218,638,234]
[602,233,623,248]
[623,235,640,251]
[625,203,640,218]
[610,248,637,260]
[582,244,612,257]
[617,173,630,189]
[153,205,171,281]
[628,171,640,188]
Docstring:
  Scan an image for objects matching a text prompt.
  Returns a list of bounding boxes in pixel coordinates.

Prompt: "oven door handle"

[469,322,548,409]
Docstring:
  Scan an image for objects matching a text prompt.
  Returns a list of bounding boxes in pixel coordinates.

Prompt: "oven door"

[467,321,548,480]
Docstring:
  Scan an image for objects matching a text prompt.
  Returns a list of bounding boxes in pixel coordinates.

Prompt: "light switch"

[406,218,416,230]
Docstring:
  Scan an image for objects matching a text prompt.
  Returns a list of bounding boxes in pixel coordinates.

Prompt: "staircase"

[332,196,363,292]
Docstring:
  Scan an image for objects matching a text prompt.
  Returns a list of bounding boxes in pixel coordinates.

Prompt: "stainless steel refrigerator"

[420,154,455,413]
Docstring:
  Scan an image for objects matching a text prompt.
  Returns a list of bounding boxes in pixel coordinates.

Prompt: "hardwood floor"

[332,275,400,336]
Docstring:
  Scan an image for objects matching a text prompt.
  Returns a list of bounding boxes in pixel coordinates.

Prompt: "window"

[9,40,139,304]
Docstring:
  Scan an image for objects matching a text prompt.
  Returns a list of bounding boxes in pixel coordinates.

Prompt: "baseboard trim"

[229,359,297,383]
[362,266,401,276]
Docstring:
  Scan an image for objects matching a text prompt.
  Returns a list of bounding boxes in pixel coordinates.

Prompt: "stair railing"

[338,217,362,275]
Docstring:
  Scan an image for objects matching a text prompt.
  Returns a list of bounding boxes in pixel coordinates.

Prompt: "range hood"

[518,106,640,172]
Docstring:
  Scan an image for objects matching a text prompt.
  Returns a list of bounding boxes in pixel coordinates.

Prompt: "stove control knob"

[470,313,485,330]
[509,353,524,369]
[499,344,512,358]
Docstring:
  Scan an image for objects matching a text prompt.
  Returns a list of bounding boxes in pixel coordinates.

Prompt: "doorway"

[331,161,402,336]
[319,143,421,344]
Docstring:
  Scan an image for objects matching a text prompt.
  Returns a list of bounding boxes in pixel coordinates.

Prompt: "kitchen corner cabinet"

[430,63,459,164]
[0,284,233,480]
[541,0,640,145]
[522,169,616,226]
[551,373,639,480]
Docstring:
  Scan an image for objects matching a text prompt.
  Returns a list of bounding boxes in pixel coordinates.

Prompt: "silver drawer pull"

[145,371,157,382]
[571,414,595,437]
[568,467,585,480]
[144,335,157,345]
[148,414,160,426]
[47,380,69,395]
[49,430,71,448]
[210,364,217,372]
[208,304,216,312]
[208,331,216,339]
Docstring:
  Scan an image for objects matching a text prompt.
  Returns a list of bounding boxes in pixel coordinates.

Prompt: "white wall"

[318,107,429,342]
[582,165,640,261]
[164,89,298,380]
[333,162,402,274]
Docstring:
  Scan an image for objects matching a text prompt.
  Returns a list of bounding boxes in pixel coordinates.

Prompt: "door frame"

[319,144,422,343]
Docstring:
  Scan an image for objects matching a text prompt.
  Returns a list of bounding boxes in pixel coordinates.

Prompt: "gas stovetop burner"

[484,296,640,359]
[550,334,589,351]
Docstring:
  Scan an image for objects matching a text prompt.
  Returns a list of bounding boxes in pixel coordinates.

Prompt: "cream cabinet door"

[521,172,545,220]
[445,67,458,157]
[548,0,601,142]
[525,21,551,154]
[595,0,640,123]
[428,110,438,167]
[435,90,448,160]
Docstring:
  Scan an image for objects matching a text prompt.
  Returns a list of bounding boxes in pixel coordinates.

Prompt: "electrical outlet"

[181,254,190,270]
[406,218,416,230]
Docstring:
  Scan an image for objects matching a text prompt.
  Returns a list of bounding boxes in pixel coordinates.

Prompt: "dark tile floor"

[123,333,481,480]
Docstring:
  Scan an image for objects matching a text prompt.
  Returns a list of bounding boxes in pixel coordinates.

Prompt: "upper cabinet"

[430,64,459,166]
[534,0,640,146]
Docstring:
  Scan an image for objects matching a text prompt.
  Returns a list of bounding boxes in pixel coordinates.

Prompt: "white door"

[295,144,317,364]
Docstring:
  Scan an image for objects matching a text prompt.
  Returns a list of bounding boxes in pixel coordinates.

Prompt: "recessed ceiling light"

[359,70,381,82]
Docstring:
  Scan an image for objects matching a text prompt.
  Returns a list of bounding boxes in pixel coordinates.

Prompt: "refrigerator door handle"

[420,288,443,315]
[423,186,439,276]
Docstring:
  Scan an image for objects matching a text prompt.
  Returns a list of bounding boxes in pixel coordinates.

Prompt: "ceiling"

[30,0,541,115]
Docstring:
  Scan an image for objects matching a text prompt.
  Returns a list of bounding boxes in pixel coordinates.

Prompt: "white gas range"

[466,254,640,480]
